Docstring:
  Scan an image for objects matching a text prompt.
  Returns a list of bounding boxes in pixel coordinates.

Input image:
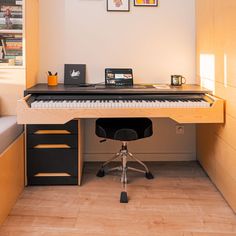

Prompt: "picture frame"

[64,64,86,85]
[107,0,130,12]
[134,0,158,7]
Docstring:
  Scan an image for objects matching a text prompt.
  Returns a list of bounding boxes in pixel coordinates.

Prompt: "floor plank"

[0,162,236,236]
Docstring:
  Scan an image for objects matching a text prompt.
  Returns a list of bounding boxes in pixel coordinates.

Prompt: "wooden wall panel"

[197,125,216,177]
[0,134,25,225]
[198,126,236,210]
[214,1,236,87]
[215,83,236,118]
[25,0,39,89]
[196,0,236,212]
[0,69,25,115]
[195,0,214,85]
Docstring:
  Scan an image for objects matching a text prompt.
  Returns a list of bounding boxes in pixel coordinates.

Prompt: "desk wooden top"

[25,84,212,96]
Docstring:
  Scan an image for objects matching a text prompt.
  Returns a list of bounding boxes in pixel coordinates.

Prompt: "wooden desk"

[17,84,224,186]
[17,84,224,124]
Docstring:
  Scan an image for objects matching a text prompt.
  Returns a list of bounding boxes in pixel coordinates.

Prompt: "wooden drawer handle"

[34,144,71,149]
[34,130,71,134]
[34,173,71,177]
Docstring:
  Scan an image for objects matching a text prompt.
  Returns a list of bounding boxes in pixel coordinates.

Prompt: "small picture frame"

[107,0,130,12]
[134,0,158,6]
[64,64,86,85]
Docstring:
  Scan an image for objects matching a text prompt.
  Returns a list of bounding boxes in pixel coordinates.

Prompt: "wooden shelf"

[0,30,23,34]
[0,66,25,69]
[0,0,39,117]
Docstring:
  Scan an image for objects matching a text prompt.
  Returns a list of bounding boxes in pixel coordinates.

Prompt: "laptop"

[105,68,134,87]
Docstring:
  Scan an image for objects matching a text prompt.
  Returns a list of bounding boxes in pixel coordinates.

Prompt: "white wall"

[39,0,196,161]
[39,0,195,83]
[85,118,196,162]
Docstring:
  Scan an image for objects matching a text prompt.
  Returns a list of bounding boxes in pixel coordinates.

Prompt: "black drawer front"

[27,149,78,177]
[26,121,79,186]
[27,120,78,134]
[28,176,78,185]
[27,134,78,149]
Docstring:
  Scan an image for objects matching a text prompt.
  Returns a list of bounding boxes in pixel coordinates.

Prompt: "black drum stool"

[95,118,154,203]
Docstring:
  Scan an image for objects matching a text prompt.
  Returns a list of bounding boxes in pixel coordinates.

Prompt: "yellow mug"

[48,75,58,86]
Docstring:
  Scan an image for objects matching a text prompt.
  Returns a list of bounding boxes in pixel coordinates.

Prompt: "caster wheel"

[96,169,105,177]
[120,191,128,203]
[145,172,154,179]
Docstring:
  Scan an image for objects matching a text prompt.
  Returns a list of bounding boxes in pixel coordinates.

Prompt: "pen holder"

[47,75,58,86]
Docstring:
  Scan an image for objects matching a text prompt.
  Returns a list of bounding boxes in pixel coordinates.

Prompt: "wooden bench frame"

[0,134,24,226]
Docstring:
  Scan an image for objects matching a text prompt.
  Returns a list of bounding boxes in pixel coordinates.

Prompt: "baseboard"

[84,153,196,162]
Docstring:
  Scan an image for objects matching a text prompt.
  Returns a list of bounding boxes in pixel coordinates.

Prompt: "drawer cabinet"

[26,120,83,185]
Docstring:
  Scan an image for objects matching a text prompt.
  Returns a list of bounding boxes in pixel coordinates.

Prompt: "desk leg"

[78,119,84,186]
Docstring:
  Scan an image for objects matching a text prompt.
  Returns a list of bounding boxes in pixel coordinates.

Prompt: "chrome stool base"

[96,142,154,203]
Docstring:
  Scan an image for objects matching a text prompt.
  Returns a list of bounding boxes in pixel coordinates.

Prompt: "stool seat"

[96,118,153,141]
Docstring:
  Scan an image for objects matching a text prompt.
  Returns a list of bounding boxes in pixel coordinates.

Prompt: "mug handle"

[181,77,186,84]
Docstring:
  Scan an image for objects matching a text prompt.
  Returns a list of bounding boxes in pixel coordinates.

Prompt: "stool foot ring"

[96,169,105,177]
[120,191,128,203]
[145,171,154,179]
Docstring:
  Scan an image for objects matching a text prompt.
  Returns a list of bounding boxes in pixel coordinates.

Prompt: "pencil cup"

[48,75,58,86]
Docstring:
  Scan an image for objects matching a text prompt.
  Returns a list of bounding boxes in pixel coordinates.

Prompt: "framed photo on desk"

[134,0,158,6]
[64,64,86,85]
[107,0,130,12]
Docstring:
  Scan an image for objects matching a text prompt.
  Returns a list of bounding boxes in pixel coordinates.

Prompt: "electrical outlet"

[176,125,185,135]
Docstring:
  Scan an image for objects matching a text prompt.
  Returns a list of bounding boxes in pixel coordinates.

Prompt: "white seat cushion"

[0,116,23,154]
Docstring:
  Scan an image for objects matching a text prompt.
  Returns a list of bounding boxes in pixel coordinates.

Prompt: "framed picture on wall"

[107,0,130,12]
[64,64,86,85]
[134,0,158,6]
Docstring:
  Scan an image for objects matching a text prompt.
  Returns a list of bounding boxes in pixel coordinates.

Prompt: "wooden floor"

[0,162,236,236]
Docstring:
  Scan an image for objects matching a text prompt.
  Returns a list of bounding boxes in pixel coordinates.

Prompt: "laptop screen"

[105,68,133,86]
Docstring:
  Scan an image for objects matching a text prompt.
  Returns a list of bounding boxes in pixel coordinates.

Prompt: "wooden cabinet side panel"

[0,134,25,225]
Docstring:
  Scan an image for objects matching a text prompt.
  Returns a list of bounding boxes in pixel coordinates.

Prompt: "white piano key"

[31,98,211,109]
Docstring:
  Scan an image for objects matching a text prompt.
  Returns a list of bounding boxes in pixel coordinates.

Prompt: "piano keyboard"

[31,98,211,109]
[17,88,224,124]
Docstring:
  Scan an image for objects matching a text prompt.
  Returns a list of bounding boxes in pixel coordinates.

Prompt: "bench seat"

[0,116,23,154]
